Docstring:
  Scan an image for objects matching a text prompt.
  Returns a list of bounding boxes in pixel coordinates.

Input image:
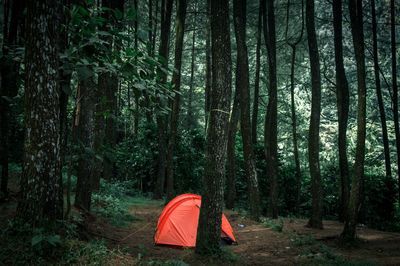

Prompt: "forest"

[0,0,400,265]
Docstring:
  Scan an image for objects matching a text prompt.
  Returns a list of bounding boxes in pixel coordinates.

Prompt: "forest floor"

[2,174,400,265]
[88,198,400,266]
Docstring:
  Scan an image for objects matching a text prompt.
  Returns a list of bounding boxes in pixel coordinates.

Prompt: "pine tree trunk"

[263,0,279,219]
[165,0,188,202]
[196,0,232,255]
[285,0,303,214]
[234,0,261,221]
[153,0,173,199]
[333,0,350,222]
[341,0,367,241]
[252,0,262,145]
[187,5,197,130]
[306,0,323,229]
[225,88,240,210]
[390,0,400,203]
[17,0,63,225]
[371,0,392,182]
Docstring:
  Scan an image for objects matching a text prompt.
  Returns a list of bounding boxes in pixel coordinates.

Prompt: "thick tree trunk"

[390,0,400,203]
[285,0,303,214]
[333,0,350,222]
[153,0,173,199]
[17,0,63,225]
[165,0,188,202]
[196,0,232,255]
[341,0,367,241]
[252,1,262,145]
[306,0,323,229]
[225,88,240,210]
[263,0,279,219]
[234,0,261,221]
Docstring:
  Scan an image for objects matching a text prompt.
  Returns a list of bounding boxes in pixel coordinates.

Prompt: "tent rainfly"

[154,193,237,247]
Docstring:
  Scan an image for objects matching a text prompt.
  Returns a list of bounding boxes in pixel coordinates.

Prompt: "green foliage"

[145,259,189,266]
[91,179,138,227]
[262,218,284,232]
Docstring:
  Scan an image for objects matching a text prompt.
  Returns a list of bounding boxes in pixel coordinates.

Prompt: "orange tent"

[154,193,237,247]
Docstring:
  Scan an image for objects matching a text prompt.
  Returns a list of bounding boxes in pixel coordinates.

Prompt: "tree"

[196,0,232,255]
[371,0,391,181]
[205,0,212,129]
[225,87,240,210]
[234,0,261,220]
[341,0,367,241]
[251,0,262,144]
[17,0,63,225]
[165,0,188,201]
[153,0,173,199]
[285,0,304,214]
[306,0,323,229]
[333,0,350,222]
[390,0,400,202]
[187,2,197,130]
[263,0,279,219]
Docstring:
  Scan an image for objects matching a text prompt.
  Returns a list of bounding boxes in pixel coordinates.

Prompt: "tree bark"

[371,0,392,182]
[196,0,232,255]
[165,0,188,202]
[17,0,63,225]
[333,0,350,222]
[252,0,262,145]
[187,3,197,130]
[285,0,304,214]
[234,0,261,221]
[341,0,367,241]
[153,0,173,199]
[306,0,323,229]
[225,88,240,210]
[390,0,400,203]
[263,0,279,219]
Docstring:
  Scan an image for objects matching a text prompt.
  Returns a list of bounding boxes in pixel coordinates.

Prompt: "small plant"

[290,233,316,246]
[262,218,284,232]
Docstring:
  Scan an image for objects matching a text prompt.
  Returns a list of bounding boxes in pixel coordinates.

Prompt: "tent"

[154,193,237,247]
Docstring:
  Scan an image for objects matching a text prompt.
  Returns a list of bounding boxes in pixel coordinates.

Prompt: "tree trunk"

[187,4,197,130]
[17,0,63,225]
[341,0,367,241]
[371,0,392,183]
[263,0,279,219]
[0,0,24,197]
[306,0,323,229]
[390,0,400,203]
[205,0,211,130]
[234,0,261,221]
[225,88,240,210]
[285,0,303,214]
[333,0,350,222]
[165,0,188,202]
[252,0,262,145]
[153,0,173,199]
[196,0,232,255]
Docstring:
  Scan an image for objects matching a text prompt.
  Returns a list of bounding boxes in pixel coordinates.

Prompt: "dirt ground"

[88,201,400,266]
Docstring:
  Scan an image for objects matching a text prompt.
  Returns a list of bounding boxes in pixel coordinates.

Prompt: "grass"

[262,217,284,232]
